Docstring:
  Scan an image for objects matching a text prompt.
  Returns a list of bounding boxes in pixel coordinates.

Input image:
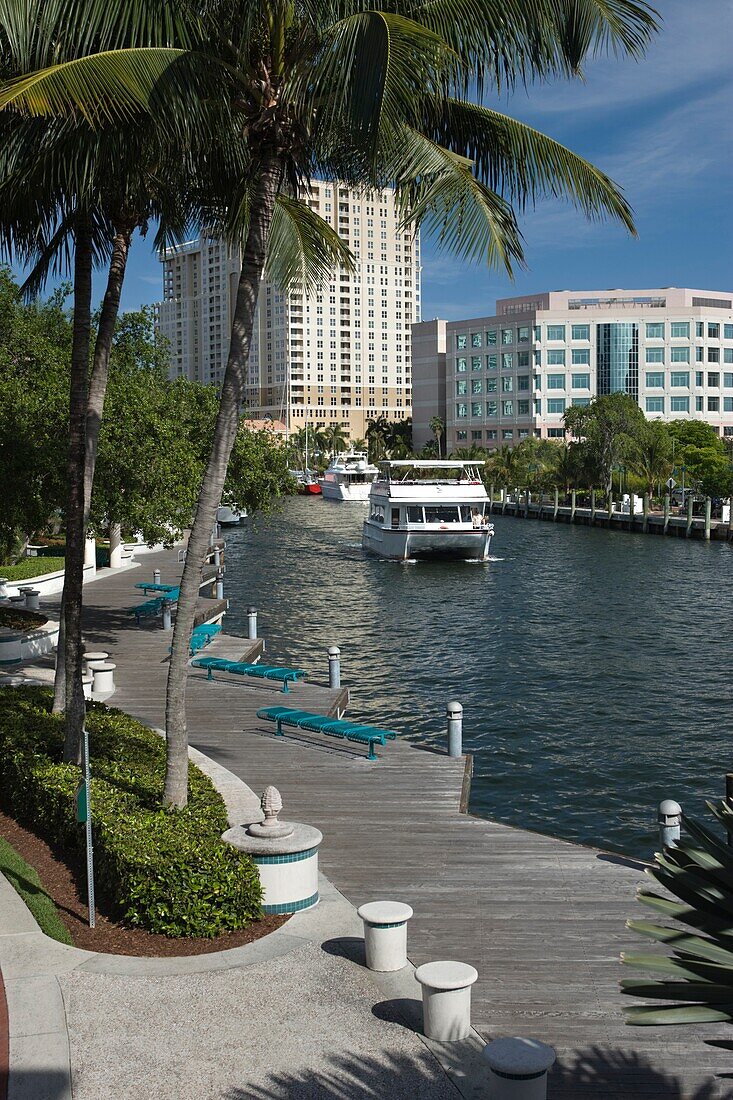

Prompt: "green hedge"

[0,688,262,937]
[1,557,65,581]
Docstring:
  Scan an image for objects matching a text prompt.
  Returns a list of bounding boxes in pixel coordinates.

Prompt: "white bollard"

[0,578,9,600]
[215,569,224,601]
[357,901,413,972]
[447,701,463,757]
[161,600,172,631]
[483,1037,556,1099]
[247,607,258,640]
[213,547,221,567]
[414,960,478,1041]
[92,663,116,695]
[658,799,682,849]
[328,645,341,689]
[84,651,109,676]
[153,568,161,586]
[82,672,94,701]
[23,588,40,611]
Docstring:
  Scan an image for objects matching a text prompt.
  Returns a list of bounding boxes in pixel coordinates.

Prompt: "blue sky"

[29,0,733,319]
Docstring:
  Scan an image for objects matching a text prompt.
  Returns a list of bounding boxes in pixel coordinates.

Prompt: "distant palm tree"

[366,417,390,462]
[321,423,348,458]
[429,416,445,459]
[631,420,673,497]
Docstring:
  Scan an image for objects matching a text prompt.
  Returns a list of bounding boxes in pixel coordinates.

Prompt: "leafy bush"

[0,607,48,631]
[1,557,65,581]
[0,687,262,936]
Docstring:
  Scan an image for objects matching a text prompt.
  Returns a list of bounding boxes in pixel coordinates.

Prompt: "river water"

[223,497,732,859]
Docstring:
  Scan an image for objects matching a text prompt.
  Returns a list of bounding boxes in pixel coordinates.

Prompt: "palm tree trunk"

[163,153,282,808]
[60,214,93,764]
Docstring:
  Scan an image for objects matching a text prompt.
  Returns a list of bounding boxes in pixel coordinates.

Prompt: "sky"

[17,0,733,320]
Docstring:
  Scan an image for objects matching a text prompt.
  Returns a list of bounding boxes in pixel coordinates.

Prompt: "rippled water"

[223,497,733,858]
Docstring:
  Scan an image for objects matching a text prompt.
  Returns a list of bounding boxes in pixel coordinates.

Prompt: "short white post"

[23,588,40,611]
[211,521,218,545]
[483,1037,556,1099]
[0,578,9,599]
[109,522,123,568]
[328,645,341,689]
[153,568,161,586]
[447,701,463,757]
[92,663,115,695]
[213,546,221,567]
[84,535,97,572]
[161,599,172,631]
[84,651,109,677]
[357,901,413,972]
[82,672,94,701]
[215,569,224,601]
[414,960,478,1041]
[247,606,258,640]
[658,799,682,849]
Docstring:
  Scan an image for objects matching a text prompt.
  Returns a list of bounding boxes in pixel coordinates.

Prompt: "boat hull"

[216,506,246,525]
[362,522,492,561]
[298,482,322,495]
[320,480,372,502]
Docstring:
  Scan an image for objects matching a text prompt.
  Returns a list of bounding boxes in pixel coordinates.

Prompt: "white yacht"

[319,451,379,502]
[362,460,494,561]
[216,503,248,525]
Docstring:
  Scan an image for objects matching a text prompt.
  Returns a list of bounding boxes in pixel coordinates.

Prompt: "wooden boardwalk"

[49,549,728,1099]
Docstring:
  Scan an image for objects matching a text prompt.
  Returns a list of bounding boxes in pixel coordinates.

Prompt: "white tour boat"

[319,451,379,502]
[362,460,494,561]
[216,503,248,525]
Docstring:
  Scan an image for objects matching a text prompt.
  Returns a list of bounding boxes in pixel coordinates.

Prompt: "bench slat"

[256,706,396,760]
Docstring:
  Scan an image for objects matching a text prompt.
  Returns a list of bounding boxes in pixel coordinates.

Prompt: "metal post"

[663,493,670,534]
[643,492,650,534]
[83,726,96,928]
[607,493,613,526]
[161,599,172,631]
[328,645,341,689]
[502,487,508,515]
[211,521,218,545]
[215,569,224,601]
[153,568,161,586]
[658,799,682,849]
[553,487,559,521]
[247,606,258,640]
[570,488,577,522]
[704,497,711,540]
[590,488,596,523]
[489,483,495,514]
[686,493,694,538]
[447,701,463,758]
[213,546,221,567]
[524,488,530,518]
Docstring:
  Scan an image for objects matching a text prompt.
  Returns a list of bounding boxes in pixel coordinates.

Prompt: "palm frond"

[267,195,355,292]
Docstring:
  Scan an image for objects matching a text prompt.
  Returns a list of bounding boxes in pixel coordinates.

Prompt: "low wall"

[0,619,60,665]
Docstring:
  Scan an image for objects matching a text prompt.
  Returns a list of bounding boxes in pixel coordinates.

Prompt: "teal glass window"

[696,347,704,362]
[645,396,664,412]
[547,427,564,438]
[486,328,497,345]
[487,353,498,370]
[471,355,482,371]
[456,380,467,395]
[456,402,467,418]
[670,347,689,362]
[670,396,689,413]
[486,400,498,416]
[533,325,541,341]
[645,372,664,387]
[456,356,467,372]
[708,372,720,387]
[518,326,530,343]
[517,351,530,368]
[709,347,720,362]
[596,322,639,400]
[534,374,541,389]
[725,324,733,340]
[486,429,497,439]
[471,332,482,347]
[725,397,733,412]
[547,398,566,414]
[517,399,530,415]
[547,325,565,341]
[671,322,689,338]
[725,373,733,388]
[645,347,664,363]
[456,429,467,440]
[547,350,565,365]
[502,328,513,345]
[696,396,704,411]
[696,322,704,337]
[571,373,590,389]
[487,377,497,392]
[646,323,664,339]
[534,350,541,367]
[571,349,590,365]
[502,429,514,440]
[708,323,720,339]
[724,349,733,364]
[472,378,482,394]
[670,371,689,387]
[502,352,513,370]
[696,371,704,386]
[471,401,482,416]
[547,373,565,389]
[572,397,590,407]
[456,334,467,349]
[502,400,513,416]
[708,396,720,411]
[534,399,541,414]
[571,324,590,341]
[502,375,513,392]
[518,375,530,390]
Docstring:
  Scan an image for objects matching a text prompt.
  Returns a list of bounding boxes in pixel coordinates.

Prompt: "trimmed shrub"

[0,687,262,936]
[1,557,65,581]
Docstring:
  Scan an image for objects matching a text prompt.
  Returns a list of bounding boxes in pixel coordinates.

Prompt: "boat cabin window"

[424,506,461,524]
[407,506,424,523]
[391,507,400,528]
[370,504,385,522]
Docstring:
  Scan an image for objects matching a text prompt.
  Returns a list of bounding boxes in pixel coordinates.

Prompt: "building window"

[547,373,565,389]
[645,347,664,363]
[646,397,664,413]
[457,356,467,372]
[517,399,530,415]
[534,399,541,414]
[471,332,482,347]
[517,351,530,368]
[724,397,733,412]
[456,430,467,440]
[547,427,564,438]
[456,380,467,395]
[725,373,733,388]
[709,323,720,339]
[696,322,704,337]
[518,326,530,343]
[696,396,704,411]
[571,373,590,389]
[486,354,498,370]
[671,322,690,338]
[709,347,720,363]
[708,372,720,387]
[547,325,565,341]
[696,371,704,386]
[572,397,590,407]
[725,349,733,364]
[671,347,690,363]
[725,324,733,340]
[502,376,513,392]
[502,328,513,345]
[456,402,467,418]
[547,398,566,414]
[708,396,720,412]
[571,324,590,341]
[502,429,514,440]
[518,375,530,390]
[671,371,689,387]
[533,326,541,341]
[486,329,497,345]
[534,350,541,367]
[547,350,566,366]
[486,400,498,416]
[457,334,467,349]
[471,356,482,371]
[670,396,689,413]
[471,401,482,417]
[645,372,664,388]
[696,347,704,362]
[487,377,498,392]
[471,430,483,441]
[502,352,513,370]
[502,400,513,416]
[596,322,639,400]
[486,429,497,440]
[646,322,664,339]
[472,379,483,394]
[571,349,590,365]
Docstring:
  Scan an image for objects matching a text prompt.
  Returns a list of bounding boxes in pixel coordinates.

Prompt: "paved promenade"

[10,547,729,1099]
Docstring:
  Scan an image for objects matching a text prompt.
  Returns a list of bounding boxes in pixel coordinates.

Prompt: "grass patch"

[1,557,65,581]
[0,833,72,944]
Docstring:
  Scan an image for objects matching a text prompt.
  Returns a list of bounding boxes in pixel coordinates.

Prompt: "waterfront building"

[412,288,733,453]
[158,181,420,441]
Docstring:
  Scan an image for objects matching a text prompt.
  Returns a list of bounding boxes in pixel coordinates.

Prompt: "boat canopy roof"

[380,460,485,468]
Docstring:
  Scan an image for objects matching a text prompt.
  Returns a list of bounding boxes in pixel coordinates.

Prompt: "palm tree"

[2,0,659,804]
[429,415,445,459]
[366,416,391,462]
[321,424,349,458]
[632,420,673,499]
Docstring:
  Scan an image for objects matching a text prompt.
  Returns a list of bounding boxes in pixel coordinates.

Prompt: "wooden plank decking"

[44,548,729,1099]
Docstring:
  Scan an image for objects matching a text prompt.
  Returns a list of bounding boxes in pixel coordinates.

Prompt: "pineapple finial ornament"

[246,785,294,839]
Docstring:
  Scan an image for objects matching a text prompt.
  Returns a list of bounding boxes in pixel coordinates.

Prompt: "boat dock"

[45,547,730,1098]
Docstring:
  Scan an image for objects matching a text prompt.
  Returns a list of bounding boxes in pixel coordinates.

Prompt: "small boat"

[362,460,494,561]
[319,451,379,502]
[292,469,322,495]
[216,503,248,525]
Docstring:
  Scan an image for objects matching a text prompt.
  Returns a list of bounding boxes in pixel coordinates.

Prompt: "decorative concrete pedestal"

[357,901,413,971]
[223,786,322,915]
[414,960,478,1041]
[482,1037,556,1099]
[85,651,109,676]
[82,672,94,700]
[20,588,40,611]
[92,663,116,694]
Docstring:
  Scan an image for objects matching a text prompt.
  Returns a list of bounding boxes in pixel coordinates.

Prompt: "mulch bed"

[0,809,288,956]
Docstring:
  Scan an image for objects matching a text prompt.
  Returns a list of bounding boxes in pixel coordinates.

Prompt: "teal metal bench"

[189,623,222,655]
[256,705,397,760]
[128,597,163,624]
[191,656,307,693]
[134,582,179,596]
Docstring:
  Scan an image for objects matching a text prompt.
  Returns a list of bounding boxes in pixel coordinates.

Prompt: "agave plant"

[622,798,733,1029]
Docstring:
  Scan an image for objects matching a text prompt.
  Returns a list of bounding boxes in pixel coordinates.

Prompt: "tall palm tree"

[1,0,659,805]
[632,420,673,498]
[321,423,349,458]
[429,415,445,459]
